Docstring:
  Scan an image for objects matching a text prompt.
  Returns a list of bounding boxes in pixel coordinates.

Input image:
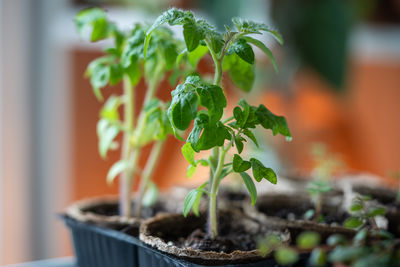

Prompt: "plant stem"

[134,140,164,217]
[205,40,223,87]
[208,143,231,238]
[313,194,322,222]
[129,62,164,217]
[204,39,229,238]
[120,74,135,217]
[222,116,234,124]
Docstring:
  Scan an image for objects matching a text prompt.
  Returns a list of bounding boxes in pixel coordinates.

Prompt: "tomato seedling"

[75,7,187,217]
[147,8,291,238]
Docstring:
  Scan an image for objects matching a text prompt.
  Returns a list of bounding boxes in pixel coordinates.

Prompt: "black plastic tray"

[62,216,140,267]
[62,216,309,267]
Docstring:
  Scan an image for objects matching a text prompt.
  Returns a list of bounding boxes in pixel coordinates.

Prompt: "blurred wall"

[1,0,35,263]
[0,0,74,264]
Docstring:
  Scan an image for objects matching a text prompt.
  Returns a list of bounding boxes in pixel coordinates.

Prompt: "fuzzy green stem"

[205,40,223,87]
[120,74,135,217]
[134,140,164,217]
[208,143,231,238]
[204,39,230,237]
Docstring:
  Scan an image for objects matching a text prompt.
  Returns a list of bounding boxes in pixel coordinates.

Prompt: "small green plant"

[306,180,333,222]
[344,195,386,230]
[146,8,291,238]
[306,143,343,222]
[257,231,322,266]
[328,229,400,267]
[260,229,400,267]
[75,8,188,217]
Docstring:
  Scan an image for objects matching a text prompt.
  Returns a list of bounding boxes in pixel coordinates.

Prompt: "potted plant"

[62,7,193,267]
[138,8,297,265]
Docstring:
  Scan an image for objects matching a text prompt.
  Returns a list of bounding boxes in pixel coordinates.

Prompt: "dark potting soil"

[257,199,348,225]
[80,201,166,236]
[81,201,165,219]
[175,212,262,253]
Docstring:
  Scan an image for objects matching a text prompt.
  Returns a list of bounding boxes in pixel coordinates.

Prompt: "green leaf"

[121,27,145,68]
[307,180,333,195]
[255,104,292,139]
[232,17,284,44]
[142,181,159,207]
[353,255,391,267]
[367,207,386,217]
[350,203,363,212]
[183,182,207,217]
[353,228,367,244]
[232,99,258,130]
[162,42,178,70]
[196,159,209,166]
[257,234,281,256]
[106,160,129,185]
[182,142,196,166]
[134,100,170,146]
[296,231,321,249]
[188,45,208,68]
[85,57,113,101]
[208,32,224,54]
[234,135,245,154]
[109,64,123,85]
[274,247,299,266]
[344,217,363,229]
[187,116,230,152]
[309,248,326,267]
[242,129,259,147]
[228,39,254,64]
[232,154,251,172]
[329,246,366,263]
[225,54,255,92]
[243,36,278,72]
[195,84,226,123]
[169,83,198,131]
[100,95,121,121]
[186,164,197,178]
[97,119,120,158]
[183,21,203,52]
[145,8,194,58]
[75,7,111,42]
[124,62,141,86]
[250,158,277,184]
[147,8,194,34]
[240,172,257,205]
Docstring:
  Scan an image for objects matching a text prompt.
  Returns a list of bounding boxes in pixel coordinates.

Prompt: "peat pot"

[138,210,315,267]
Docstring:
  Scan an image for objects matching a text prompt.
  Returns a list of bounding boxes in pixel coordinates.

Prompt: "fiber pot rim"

[65,195,141,227]
[139,212,286,263]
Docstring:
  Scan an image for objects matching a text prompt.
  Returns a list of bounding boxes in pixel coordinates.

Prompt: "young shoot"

[147,8,291,238]
[75,7,186,218]
[257,231,321,266]
[344,194,386,231]
[306,143,344,222]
